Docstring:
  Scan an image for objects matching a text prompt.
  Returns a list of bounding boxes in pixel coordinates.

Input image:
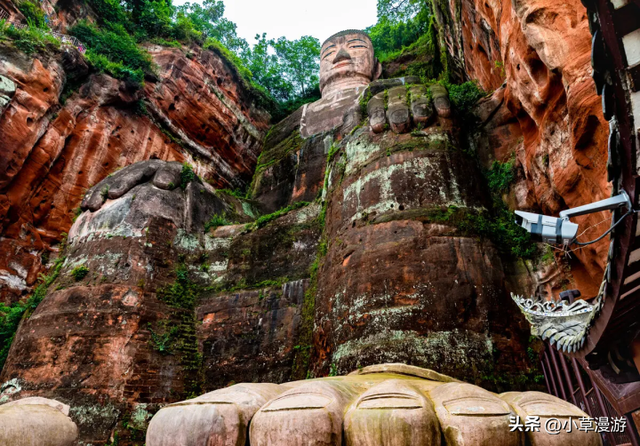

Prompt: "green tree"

[377,0,426,22]
[138,0,173,37]
[367,0,432,61]
[243,33,293,102]
[177,0,247,52]
[270,35,320,98]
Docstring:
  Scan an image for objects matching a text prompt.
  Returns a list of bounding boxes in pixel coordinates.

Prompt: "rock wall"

[0,39,271,305]
[311,116,535,384]
[0,0,612,443]
[435,0,611,296]
[0,160,323,443]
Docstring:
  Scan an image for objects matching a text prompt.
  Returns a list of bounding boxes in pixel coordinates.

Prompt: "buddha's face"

[319,31,381,98]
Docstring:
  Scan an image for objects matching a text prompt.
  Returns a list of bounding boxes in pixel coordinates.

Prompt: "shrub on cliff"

[368,0,431,62]
[70,21,153,73]
[4,23,60,55]
[16,0,49,29]
[85,50,145,85]
[447,80,487,115]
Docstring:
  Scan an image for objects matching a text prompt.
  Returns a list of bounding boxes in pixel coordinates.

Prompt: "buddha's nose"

[333,48,352,64]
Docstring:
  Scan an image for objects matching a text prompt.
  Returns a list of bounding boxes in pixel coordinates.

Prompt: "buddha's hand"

[364,76,451,134]
[80,160,183,212]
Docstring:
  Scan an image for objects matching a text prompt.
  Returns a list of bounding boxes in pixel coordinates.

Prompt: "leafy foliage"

[477,159,536,259]
[85,50,145,85]
[240,33,321,120]
[251,201,310,230]
[204,214,231,232]
[16,1,48,29]
[148,322,178,355]
[446,80,486,116]
[160,264,198,309]
[377,0,427,22]
[270,36,320,98]
[180,163,197,189]
[70,265,90,281]
[366,0,433,62]
[486,157,515,194]
[5,23,60,55]
[86,0,134,33]
[0,256,65,371]
[368,7,431,62]
[70,21,151,83]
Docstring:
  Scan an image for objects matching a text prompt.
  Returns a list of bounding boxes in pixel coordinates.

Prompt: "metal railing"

[2,12,85,54]
[51,31,85,53]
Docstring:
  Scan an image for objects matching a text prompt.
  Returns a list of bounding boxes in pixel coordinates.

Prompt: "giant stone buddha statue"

[0,28,599,445]
[297,29,450,138]
[139,31,602,446]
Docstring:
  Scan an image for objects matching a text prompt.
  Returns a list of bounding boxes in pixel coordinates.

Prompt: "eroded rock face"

[146,363,601,446]
[0,41,271,304]
[437,0,611,295]
[311,109,533,383]
[0,13,606,442]
[0,159,322,443]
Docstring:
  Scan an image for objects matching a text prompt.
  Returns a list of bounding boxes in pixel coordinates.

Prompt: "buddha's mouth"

[333,61,352,69]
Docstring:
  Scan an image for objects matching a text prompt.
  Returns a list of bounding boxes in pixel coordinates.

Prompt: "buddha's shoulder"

[264,106,304,150]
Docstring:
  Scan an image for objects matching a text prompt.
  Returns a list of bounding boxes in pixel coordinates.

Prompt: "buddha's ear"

[373,59,383,81]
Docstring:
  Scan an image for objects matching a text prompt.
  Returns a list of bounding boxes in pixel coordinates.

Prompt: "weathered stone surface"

[146,363,600,446]
[146,383,285,446]
[1,159,323,443]
[502,391,602,445]
[198,281,310,389]
[0,397,78,446]
[0,39,271,304]
[344,379,442,445]
[312,126,533,387]
[0,74,15,115]
[153,163,182,190]
[440,0,611,296]
[251,126,329,214]
[144,45,271,186]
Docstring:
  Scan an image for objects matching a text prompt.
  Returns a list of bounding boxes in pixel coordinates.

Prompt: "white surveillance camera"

[514,211,579,246]
[514,191,632,247]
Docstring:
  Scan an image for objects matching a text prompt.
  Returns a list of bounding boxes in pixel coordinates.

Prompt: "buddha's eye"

[323,52,335,60]
[350,45,367,49]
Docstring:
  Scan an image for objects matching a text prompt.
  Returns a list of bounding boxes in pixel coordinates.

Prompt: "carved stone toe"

[409,85,433,124]
[0,397,78,446]
[368,93,387,133]
[344,379,441,445]
[430,84,452,118]
[146,383,284,446]
[387,86,411,133]
[430,383,523,445]
[250,380,361,446]
[501,391,602,446]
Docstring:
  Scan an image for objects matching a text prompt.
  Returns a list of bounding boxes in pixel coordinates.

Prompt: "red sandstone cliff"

[435,0,611,297]
[0,40,271,304]
[0,0,619,443]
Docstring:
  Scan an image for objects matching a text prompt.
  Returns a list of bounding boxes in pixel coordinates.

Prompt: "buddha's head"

[319,30,382,98]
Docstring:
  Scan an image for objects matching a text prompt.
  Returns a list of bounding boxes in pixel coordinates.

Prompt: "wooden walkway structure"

[521,0,640,443]
[0,4,85,53]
